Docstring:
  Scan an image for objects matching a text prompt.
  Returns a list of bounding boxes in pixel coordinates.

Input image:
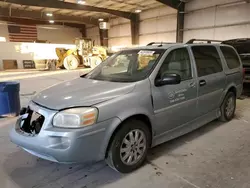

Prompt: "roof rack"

[147,42,174,46]
[186,39,222,44]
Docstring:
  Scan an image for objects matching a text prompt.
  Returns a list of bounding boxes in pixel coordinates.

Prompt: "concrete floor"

[0,70,250,188]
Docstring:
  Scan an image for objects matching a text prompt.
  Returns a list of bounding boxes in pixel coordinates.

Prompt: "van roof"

[124,42,232,51]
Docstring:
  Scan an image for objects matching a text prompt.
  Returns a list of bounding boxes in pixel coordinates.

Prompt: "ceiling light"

[77,0,86,4]
[135,9,142,13]
[49,20,55,24]
[98,18,104,22]
[46,13,53,17]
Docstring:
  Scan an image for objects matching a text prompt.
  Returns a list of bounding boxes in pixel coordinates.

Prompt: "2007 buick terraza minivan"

[10,40,243,173]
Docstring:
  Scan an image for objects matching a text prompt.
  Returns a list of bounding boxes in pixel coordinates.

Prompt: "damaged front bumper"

[9,101,120,163]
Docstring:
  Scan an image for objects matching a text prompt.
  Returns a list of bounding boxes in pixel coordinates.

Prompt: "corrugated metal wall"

[108,17,131,47]
[86,0,250,47]
[86,26,101,45]
[139,6,177,45]
[86,6,177,47]
[184,0,250,42]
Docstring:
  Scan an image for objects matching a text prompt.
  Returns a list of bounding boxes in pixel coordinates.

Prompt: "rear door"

[191,45,227,116]
[220,46,243,94]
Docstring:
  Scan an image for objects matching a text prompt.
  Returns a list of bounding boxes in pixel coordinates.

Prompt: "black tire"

[219,91,236,122]
[106,119,151,173]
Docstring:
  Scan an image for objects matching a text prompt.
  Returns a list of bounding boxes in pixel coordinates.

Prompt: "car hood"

[32,78,136,110]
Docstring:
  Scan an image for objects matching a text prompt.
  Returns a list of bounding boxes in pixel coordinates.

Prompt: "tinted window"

[158,48,192,81]
[221,46,241,69]
[192,46,223,77]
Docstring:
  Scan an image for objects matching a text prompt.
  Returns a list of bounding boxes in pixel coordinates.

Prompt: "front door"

[151,47,198,135]
[191,46,226,116]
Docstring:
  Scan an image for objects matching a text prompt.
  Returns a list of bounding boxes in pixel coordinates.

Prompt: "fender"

[219,83,238,105]
[98,107,155,160]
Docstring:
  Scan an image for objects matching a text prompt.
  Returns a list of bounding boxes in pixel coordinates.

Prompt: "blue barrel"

[0,82,20,116]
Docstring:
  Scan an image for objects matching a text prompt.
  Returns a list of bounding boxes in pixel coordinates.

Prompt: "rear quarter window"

[220,46,241,69]
[192,46,223,77]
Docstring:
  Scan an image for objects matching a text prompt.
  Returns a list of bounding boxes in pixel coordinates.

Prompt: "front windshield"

[85,49,165,82]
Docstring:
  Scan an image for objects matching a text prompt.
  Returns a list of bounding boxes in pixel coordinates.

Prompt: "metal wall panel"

[215,3,250,25]
[140,15,177,35]
[108,18,131,46]
[105,6,177,47]
[139,32,176,45]
[0,22,82,44]
[86,27,100,45]
[184,0,250,42]
[85,6,178,47]
[139,7,177,45]
[184,29,215,41]
[109,23,131,38]
[185,0,242,11]
[214,25,250,40]
[140,6,176,20]
[38,25,82,44]
[108,37,132,47]
[184,8,216,29]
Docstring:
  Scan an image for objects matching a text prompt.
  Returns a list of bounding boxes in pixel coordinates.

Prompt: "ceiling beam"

[156,0,182,9]
[0,7,99,25]
[0,16,86,28]
[0,0,136,19]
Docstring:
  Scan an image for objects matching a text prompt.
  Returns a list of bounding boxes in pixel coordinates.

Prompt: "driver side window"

[158,48,192,81]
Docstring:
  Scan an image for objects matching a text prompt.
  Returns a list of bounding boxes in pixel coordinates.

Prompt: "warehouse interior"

[0,0,250,70]
[1,0,250,188]
[0,0,249,45]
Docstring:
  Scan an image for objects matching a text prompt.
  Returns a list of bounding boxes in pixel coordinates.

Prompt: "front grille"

[21,107,45,134]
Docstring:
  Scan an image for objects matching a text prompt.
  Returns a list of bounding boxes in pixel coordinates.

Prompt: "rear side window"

[220,46,241,69]
[192,46,223,77]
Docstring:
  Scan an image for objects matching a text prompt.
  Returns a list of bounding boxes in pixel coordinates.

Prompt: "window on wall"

[192,46,223,77]
[0,37,6,42]
[158,48,192,81]
[220,46,241,69]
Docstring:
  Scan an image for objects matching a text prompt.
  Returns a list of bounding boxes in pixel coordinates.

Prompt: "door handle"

[199,80,206,87]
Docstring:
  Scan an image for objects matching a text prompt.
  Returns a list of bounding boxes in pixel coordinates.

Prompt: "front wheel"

[63,55,79,70]
[106,119,150,173]
[219,91,236,122]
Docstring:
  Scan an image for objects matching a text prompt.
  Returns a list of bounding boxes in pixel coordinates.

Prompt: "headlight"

[53,107,98,128]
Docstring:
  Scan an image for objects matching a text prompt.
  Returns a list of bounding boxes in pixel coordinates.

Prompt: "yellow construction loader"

[55,38,108,70]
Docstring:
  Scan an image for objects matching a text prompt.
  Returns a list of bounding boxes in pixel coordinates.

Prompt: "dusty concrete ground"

[0,71,250,188]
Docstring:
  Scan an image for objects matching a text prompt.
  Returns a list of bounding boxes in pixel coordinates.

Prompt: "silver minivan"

[10,40,243,173]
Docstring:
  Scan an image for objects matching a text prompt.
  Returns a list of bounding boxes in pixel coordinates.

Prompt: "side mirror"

[155,73,181,87]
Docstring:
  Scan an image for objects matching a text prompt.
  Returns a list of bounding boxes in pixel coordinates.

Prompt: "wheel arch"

[220,84,237,105]
[227,86,237,96]
[104,114,153,158]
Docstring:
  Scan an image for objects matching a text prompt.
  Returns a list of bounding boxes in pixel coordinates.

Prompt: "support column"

[130,14,139,45]
[99,29,108,47]
[80,24,86,38]
[176,3,185,43]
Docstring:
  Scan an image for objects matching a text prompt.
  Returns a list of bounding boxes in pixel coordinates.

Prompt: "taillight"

[243,68,246,79]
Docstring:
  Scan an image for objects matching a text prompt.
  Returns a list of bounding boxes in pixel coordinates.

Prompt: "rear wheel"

[63,55,79,70]
[106,119,150,173]
[219,91,236,122]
